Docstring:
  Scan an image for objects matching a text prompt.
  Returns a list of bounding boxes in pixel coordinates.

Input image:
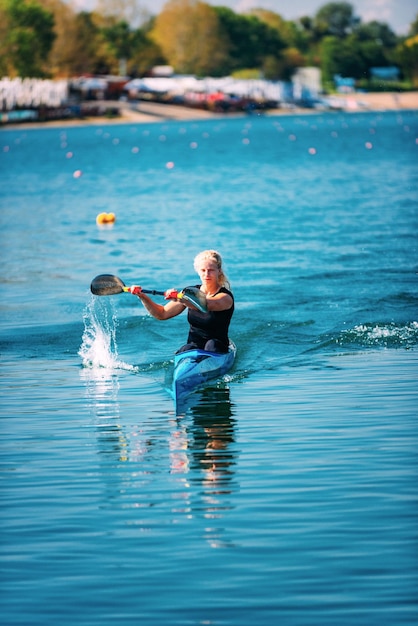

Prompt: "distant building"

[150,66,174,77]
[292,67,322,103]
[334,74,356,93]
[370,67,400,81]
[292,67,322,98]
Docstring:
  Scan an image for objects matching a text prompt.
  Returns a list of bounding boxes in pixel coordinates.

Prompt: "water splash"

[340,321,418,349]
[309,321,418,356]
[78,296,136,372]
[79,297,137,427]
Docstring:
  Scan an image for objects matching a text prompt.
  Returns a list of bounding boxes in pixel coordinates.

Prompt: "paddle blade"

[179,287,208,313]
[90,274,128,296]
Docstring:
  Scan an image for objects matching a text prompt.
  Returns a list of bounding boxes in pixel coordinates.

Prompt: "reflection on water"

[80,367,130,462]
[81,370,238,544]
[170,386,238,547]
[80,367,120,418]
[169,386,237,486]
[188,387,237,494]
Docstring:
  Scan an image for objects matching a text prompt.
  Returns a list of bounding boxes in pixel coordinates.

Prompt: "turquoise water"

[1,110,417,625]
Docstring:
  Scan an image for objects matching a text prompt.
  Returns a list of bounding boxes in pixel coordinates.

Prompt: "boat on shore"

[171,341,236,410]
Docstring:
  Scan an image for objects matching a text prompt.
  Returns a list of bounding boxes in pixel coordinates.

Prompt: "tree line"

[1,0,417,89]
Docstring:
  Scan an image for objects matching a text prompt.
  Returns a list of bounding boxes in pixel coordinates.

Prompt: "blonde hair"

[193,249,230,289]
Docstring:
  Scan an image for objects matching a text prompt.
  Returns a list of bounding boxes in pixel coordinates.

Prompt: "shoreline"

[2,91,417,131]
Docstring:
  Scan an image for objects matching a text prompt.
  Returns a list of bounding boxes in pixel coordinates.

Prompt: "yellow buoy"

[96,212,116,225]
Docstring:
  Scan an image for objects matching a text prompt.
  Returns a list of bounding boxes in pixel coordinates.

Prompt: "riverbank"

[2,91,417,130]
[328,90,418,111]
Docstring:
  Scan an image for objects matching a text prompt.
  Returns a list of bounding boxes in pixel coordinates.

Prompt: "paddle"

[91,274,163,296]
[90,274,207,312]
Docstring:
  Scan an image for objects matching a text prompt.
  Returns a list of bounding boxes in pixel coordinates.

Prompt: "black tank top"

[187,286,234,349]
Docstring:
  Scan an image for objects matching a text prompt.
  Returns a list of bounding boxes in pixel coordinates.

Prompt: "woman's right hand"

[129,285,142,296]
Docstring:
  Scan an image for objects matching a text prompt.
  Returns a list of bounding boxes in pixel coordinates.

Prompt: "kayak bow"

[172,341,236,407]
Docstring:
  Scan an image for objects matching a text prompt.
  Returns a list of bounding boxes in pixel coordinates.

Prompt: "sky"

[74,0,417,35]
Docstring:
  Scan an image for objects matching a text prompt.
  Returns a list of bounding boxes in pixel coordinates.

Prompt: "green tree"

[2,0,55,76]
[214,6,285,75]
[352,21,398,74]
[354,20,397,48]
[100,17,165,76]
[127,18,165,76]
[0,1,11,75]
[69,11,113,75]
[294,15,322,65]
[249,8,293,45]
[151,0,229,76]
[314,2,359,38]
[39,0,81,77]
[102,18,133,66]
[275,47,306,80]
[396,32,418,85]
[317,5,402,88]
[249,9,310,78]
[408,13,418,36]
[320,34,366,84]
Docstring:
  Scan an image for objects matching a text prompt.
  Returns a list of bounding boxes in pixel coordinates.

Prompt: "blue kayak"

[172,341,236,407]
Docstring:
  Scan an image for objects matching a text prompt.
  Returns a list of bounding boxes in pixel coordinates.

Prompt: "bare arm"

[136,292,186,320]
[130,285,232,316]
[205,292,233,312]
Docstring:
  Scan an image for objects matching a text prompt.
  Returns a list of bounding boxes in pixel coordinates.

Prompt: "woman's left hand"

[164,288,179,300]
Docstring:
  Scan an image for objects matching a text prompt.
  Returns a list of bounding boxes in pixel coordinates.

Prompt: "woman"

[129,250,234,354]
